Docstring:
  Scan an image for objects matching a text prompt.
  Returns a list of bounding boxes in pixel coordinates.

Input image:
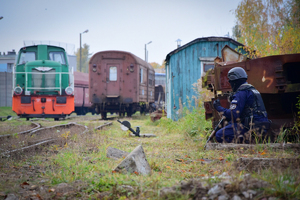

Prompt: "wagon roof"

[74,71,89,86]
[165,36,244,62]
[90,50,154,71]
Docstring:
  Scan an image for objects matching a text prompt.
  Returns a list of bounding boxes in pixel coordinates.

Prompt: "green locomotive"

[12,45,74,120]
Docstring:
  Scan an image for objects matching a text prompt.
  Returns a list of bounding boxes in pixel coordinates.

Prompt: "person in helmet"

[213,67,270,143]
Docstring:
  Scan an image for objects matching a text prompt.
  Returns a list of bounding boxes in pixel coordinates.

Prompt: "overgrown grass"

[1,108,299,199]
[0,107,17,117]
[0,119,33,135]
[254,169,300,199]
[157,108,211,140]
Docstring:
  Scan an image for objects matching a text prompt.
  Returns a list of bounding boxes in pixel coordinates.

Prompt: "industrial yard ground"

[0,107,299,200]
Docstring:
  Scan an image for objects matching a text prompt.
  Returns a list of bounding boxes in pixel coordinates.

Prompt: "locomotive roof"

[18,45,66,51]
[90,50,154,71]
[165,36,244,62]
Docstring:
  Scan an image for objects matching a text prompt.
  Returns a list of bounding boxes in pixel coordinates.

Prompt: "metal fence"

[0,72,12,107]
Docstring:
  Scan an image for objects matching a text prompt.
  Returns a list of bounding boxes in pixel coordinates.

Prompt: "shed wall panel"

[166,39,243,120]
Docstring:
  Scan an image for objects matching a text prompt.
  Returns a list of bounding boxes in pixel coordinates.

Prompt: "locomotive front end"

[12,45,74,120]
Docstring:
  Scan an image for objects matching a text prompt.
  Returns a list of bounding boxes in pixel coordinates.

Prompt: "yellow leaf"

[260,151,266,155]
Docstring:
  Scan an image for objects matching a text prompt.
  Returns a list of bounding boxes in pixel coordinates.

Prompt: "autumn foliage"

[233,0,300,57]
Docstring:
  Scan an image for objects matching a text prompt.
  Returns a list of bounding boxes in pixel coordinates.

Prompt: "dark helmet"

[227,67,248,81]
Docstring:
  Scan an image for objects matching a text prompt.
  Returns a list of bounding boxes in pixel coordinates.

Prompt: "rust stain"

[262,70,273,88]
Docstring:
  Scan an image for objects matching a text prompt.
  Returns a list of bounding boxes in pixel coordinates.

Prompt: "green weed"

[0,107,17,116]
[3,102,298,199]
[257,169,300,199]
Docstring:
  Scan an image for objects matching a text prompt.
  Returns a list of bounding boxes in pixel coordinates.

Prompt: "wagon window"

[49,52,66,64]
[109,66,117,81]
[149,73,152,85]
[140,68,143,83]
[149,73,154,86]
[18,52,36,64]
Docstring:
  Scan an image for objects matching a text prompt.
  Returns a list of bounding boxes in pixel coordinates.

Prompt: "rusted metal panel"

[221,45,247,63]
[83,87,91,107]
[214,53,300,94]
[74,71,92,108]
[139,85,147,102]
[74,87,84,107]
[74,71,89,86]
[89,50,155,114]
[203,53,300,130]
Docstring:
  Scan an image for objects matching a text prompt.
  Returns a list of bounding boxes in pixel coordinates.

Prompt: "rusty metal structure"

[89,50,155,118]
[203,45,300,134]
[74,71,95,115]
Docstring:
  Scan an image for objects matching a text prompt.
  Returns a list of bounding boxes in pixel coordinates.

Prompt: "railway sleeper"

[1,120,112,158]
[1,139,56,158]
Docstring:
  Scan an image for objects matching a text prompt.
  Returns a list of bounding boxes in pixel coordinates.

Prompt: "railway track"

[0,120,112,158]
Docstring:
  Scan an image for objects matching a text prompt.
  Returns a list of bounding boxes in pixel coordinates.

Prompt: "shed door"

[106,64,120,97]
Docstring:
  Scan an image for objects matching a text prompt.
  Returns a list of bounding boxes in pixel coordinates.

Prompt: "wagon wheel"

[81,107,87,115]
[127,111,132,117]
[126,106,133,117]
[140,105,146,115]
[101,112,107,119]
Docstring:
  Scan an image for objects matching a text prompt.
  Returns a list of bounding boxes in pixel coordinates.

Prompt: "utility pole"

[79,29,88,72]
[144,41,152,62]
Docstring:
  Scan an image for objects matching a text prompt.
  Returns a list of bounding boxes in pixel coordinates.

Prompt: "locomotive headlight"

[14,86,23,95]
[65,86,73,95]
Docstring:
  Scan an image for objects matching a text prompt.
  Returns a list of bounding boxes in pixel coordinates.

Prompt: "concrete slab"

[113,145,151,175]
[106,147,129,160]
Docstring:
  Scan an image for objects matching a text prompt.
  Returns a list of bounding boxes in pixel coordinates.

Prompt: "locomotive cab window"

[18,52,36,64]
[109,66,117,81]
[49,52,66,65]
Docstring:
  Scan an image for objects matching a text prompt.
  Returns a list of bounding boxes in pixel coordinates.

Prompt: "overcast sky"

[0,0,241,64]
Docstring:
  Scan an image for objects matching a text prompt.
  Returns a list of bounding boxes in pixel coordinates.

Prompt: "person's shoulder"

[238,83,255,91]
[235,89,248,98]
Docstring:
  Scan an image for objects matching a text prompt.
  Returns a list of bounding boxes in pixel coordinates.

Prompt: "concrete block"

[106,147,129,160]
[113,145,151,175]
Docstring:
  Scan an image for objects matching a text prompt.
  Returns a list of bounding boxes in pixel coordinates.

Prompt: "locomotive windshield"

[49,52,66,64]
[18,52,36,64]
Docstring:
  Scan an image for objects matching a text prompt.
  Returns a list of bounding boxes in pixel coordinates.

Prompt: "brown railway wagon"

[89,50,155,118]
[203,52,300,135]
[74,71,94,115]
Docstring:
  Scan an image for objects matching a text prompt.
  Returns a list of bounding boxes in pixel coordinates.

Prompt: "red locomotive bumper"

[12,95,74,118]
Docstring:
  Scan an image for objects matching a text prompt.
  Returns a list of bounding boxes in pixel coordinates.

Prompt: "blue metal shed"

[165,37,244,120]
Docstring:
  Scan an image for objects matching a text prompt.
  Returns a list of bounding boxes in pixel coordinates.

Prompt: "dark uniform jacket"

[215,82,269,127]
